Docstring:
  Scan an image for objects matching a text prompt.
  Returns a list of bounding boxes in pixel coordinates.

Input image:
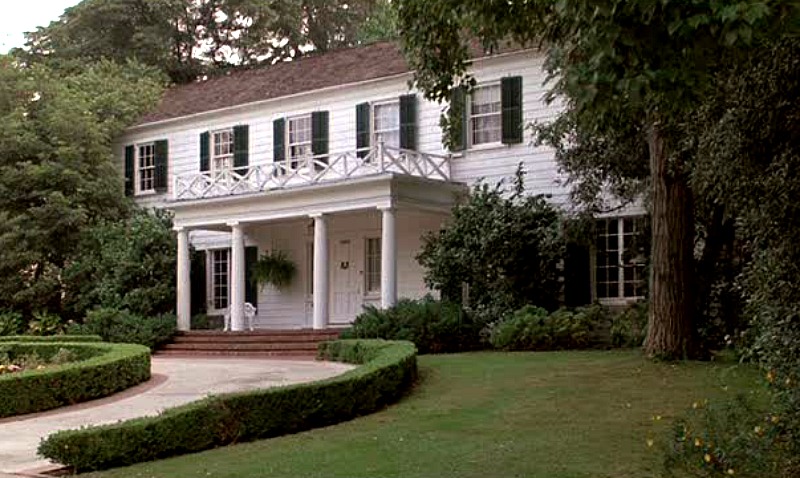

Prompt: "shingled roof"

[137,41,524,125]
[137,42,408,125]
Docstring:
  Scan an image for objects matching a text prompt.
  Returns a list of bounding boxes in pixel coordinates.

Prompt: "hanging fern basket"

[250,250,297,290]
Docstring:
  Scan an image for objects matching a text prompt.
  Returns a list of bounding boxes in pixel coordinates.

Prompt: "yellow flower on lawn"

[771,415,780,424]
[646,438,654,448]
[767,371,775,383]
[694,438,702,447]
[727,468,735,475]
[754,425,763,436]
[704,454,712,463]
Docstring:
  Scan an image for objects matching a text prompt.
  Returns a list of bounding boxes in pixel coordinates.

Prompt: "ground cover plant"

[84,350,761,478]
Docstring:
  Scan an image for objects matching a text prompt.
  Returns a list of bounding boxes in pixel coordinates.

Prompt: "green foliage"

[0,335,102,343]
[0,310,23,336]
[191,314,223,331]
[64,208,177,318]
[39,339,416,472]
[0,342,150,418]
[417,167,564,315]
[0,58,164,319]
[663,395,794,478]
[611,301,649,348]
[488,305,606,351]
[18,0,392,84]
[71,308,176,350]
[26,311,67,336]
[250,250,297,290]
[342,297,485,353]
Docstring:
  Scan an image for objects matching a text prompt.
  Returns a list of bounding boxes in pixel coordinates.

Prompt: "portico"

[172,173,465,331]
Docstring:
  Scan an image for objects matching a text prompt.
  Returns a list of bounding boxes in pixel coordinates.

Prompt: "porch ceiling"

[170,173,466,230]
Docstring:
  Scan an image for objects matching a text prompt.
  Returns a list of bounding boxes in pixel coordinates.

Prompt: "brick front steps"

[157,330,342,358]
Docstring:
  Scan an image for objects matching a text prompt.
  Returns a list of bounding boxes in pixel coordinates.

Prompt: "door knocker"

[340,261,350,270]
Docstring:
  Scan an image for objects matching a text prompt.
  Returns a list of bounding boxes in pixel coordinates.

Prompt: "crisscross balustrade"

[173,144,452,201]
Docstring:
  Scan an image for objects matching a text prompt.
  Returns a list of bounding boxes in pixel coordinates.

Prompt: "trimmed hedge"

[0,342,150,418]
[39,339,417,472]
[0,335,103,343]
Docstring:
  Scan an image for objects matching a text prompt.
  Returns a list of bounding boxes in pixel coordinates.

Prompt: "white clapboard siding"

[118,49,568,210]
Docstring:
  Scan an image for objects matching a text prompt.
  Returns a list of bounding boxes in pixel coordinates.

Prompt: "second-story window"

[137,143,155,193]
[212,129,234,172]
[470,84,502,146]
[288,115,312,168]
[373,101,400,149]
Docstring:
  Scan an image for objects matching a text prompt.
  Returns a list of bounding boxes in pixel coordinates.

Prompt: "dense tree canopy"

[0,57,164,318]
[17,0,396,84]
[396,0,797,359]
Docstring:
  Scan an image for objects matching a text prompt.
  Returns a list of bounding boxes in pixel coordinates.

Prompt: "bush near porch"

[0,341,150,418]
[39,339,417,472]
[68,308,176,350]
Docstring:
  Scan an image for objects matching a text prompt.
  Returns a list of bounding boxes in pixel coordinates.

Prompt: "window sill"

[597,297,644,308]
[466,142,514,153]
[135,190,161,197]
[363,293,381,300]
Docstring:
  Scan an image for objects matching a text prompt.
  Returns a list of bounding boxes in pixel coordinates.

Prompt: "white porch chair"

[224,302,257,331]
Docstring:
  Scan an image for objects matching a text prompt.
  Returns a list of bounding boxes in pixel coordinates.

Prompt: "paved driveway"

[0,357,354,474]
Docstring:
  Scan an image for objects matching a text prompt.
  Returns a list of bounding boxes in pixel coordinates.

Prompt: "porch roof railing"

[172,144,452,202]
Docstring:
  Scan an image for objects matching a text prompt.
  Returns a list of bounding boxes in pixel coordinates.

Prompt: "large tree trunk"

[644,121,696,359]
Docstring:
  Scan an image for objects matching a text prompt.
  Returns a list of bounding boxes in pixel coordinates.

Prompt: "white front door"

[331,237,361,324]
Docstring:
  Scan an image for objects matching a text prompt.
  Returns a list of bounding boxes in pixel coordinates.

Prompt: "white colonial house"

[117,42,645,332]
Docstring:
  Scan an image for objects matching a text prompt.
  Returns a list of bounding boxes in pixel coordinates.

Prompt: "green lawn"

[89,350,763,478]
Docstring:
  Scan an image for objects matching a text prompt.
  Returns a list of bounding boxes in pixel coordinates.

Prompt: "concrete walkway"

[0,357,354,475]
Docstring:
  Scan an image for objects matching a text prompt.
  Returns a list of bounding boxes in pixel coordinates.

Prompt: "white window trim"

[468,82,503,148]
[134,142,156,196]
[594,217,646,305]
[371,99,401,150]
[364,236,382,298]
[211,128,234,173]
[286,114,313,169]
[206,248,231,316]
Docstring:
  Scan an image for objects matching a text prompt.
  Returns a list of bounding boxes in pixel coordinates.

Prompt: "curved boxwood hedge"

[0,342,150,418]
[0,335,103,343]
[39,339,417,472]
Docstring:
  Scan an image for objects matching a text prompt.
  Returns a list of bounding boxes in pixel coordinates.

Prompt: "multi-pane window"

[596,217,646,300]
[373,101,400,149]
[137,143,155,193]
[288,115,312,169]
[365,237,381,295]
[211,249,230,310]
[212,129,234,172]
[470,84,502,146]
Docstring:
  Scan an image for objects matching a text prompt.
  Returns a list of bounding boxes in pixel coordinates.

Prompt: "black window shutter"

[563,242,593,307]
[200,131,210,172]
[273,118,285,163]
[124,145,135,196]
[501,76,523,144]
[356,102,371,159]
[233,124,249,174]
[449,86,467,152]
[399,94,417,150]
[154,140,168,193]
[191,249,207,315]
[245,246,259,307]
[311,111,329,165]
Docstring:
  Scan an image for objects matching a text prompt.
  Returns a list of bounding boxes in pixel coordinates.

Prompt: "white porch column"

[229,221,246,331]
[379,206,397,309]
[311,213,329,330]
[176,227,191,331]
